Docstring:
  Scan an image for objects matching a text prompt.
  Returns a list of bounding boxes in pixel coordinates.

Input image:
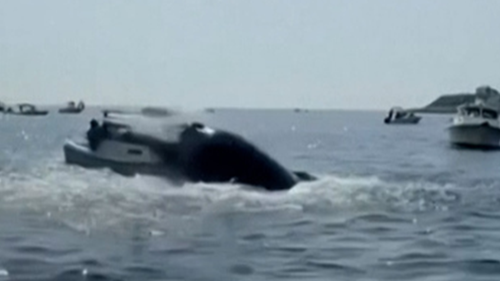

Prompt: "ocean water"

[1,108,500,281]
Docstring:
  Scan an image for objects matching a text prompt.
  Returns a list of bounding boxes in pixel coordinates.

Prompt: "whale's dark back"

[178,127,297,191]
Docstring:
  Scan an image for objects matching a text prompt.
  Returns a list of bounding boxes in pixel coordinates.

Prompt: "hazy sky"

[1,1,500,110]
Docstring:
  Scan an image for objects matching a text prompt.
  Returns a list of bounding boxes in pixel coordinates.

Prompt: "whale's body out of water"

[1,108,500,281]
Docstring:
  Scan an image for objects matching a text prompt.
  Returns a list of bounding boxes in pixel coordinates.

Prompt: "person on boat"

[87,119,109,150]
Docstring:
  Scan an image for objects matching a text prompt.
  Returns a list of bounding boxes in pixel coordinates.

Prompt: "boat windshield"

[394,111,410,119]
[19,104,36,112]
[462,107,481,117]
[461,106,498,120]
[482,109,498,120]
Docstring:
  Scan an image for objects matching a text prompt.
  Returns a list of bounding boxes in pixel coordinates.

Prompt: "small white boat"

[448,101,500,148]
[384,107,421,124]
[63,139,171,176]
[63,123,191,184]
[63,118,182,176]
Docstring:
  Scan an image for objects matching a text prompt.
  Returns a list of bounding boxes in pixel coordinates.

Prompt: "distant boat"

[7,103,49,116]
[59,101,85,114]
[140,106,174,117]
[102,107,175,118]
[384,107,421,125]
[294,108,309,113]
[448,100,500,148]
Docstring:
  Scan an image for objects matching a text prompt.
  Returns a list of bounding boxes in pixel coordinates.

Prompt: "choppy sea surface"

[1,107,500,281]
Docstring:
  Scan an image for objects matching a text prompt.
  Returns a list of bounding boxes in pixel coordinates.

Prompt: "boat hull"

[59,108,83,114]
[385,116,422,125]
[63,140,182,180]
[9,111,49,116]
[448,124,500,148]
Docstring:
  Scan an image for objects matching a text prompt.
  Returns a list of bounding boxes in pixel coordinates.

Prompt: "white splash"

[0,156,460,235]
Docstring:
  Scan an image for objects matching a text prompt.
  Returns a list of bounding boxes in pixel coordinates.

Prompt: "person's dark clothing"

[87,120,107,151]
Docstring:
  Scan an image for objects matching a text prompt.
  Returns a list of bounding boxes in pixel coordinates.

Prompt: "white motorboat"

[64,139,166,175]
[448,101,500,148]
[384,107,421,124]
[63,118,184,180]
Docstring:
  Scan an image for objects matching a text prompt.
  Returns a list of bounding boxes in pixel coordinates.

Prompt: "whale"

[174,123,314,190]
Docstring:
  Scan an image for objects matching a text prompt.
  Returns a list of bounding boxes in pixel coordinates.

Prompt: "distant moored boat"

[7,103,49,116]
[384,107,422,125]
[59,101,85,114]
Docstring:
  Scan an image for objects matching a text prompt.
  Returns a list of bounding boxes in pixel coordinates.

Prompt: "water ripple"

[305,260,366,275]
[1,111,500,280]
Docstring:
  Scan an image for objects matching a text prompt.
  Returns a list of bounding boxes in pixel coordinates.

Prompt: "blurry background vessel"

[384,107,422,125]
[6,103,49,116]
[58,101,85,114]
